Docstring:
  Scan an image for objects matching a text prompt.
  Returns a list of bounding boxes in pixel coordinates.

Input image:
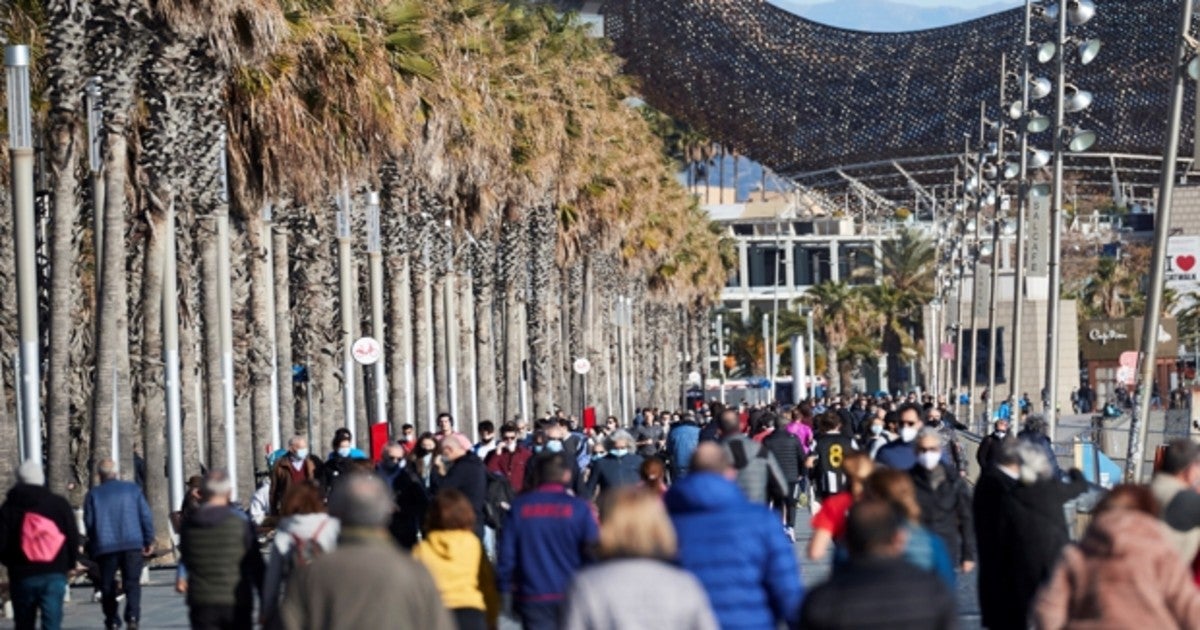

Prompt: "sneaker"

[92,591,102,603]
[785,526,796,543]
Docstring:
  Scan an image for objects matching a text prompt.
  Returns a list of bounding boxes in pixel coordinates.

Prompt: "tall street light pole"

[336,187,357,444]
[6,46,41,464]
[163,196,185,509]
[366,192,388,430]
[1043,0,1069,442]
[985,55,1008,423]
[1009,0,1035,423]
[1126,0,1193,482]
[217,129,238,498]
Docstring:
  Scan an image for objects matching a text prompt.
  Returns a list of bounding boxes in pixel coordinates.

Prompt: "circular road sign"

[573,357,592,375]
[352,337,383,365]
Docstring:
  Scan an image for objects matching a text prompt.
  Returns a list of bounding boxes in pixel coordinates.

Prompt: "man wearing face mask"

[873,403,925,470]
[925,408,965,477]
[584,430,644,501]
[976,418,1016,470]
[269,435,324,516]
[909,429,976,575]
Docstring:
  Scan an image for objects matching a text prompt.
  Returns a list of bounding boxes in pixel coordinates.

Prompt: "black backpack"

[483,473,515,530]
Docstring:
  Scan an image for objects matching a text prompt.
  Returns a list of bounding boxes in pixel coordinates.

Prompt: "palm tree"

[799,281,879,393]
[1079,257,1139,319]
[858,228,936,390]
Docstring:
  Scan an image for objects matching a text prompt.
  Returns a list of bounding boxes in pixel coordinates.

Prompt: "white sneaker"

[785,526,796,543]
[92,591,102,603]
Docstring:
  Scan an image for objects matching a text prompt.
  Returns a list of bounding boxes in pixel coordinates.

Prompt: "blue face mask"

[545,440,564,453]
[610,448,629,458]
[337,447,351,458]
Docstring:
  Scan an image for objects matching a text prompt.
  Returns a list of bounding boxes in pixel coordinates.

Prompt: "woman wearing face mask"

[908,429,976,576]
[862,411,892,459]
[411,432,440,491]
[325,427,367,460]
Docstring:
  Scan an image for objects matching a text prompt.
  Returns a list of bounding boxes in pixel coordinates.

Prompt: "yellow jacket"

[413,530,499,626]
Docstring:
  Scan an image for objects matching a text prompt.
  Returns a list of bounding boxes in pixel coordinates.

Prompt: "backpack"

[288,518,329,571]
[21,512,65,563]
[483,473,515,530]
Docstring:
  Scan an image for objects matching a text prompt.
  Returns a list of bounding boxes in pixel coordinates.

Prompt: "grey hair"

[1016,441,1053,484]
[202,469,233,498]
[288,434,308,448]
[97,459,119,481]
[328,474,394,528]
[1023,414,1047,436]
[914,427,944,448]
[607,429,634,449]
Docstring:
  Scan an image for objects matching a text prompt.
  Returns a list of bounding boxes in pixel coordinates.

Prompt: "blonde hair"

[864,468,921,521]
[598,488,677,560]
[841,452,875,499]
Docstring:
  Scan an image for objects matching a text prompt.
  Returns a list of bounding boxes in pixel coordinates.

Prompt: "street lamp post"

[366,192,388,431]
[336,186,357,445]
[217,129,238,498]
[6,45,41,465]
[1126,0,1192,482]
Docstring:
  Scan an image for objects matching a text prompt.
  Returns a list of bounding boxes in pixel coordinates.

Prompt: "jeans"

[97,550,144,627]
[516,602,562,630]
[11,572,66,630]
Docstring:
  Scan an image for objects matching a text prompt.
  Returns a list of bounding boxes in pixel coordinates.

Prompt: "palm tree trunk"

[472,244,498,424]
[44,0,87,494]
[273,226,295,436]
[457,269,476,429]
[231,225,255,499]
[500,220,526,422]
[825,345,839,396]
[528,207,555,417]
[199,226,225,470]
[414,235,434,432]
[385,232,414,436]
[432,272,450,415]
[138,202,169,546]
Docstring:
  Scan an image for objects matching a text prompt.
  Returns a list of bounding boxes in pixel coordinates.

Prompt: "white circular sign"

[688,371,702,385]
[573,358,592,375]
[352,337,383,365]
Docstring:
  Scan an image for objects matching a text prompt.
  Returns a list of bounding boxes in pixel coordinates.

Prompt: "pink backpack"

[21,513,65,563]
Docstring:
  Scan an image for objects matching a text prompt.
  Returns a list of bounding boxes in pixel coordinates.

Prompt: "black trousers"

[452,608,487,630]
[188,603,252,630]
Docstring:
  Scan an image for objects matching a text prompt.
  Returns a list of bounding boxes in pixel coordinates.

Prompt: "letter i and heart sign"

[1170,255,1197,272]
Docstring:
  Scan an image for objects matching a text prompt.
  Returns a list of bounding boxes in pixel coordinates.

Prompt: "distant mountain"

[770,0,1019,32]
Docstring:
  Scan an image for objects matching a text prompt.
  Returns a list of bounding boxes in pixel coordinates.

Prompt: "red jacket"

[486,446,533,493]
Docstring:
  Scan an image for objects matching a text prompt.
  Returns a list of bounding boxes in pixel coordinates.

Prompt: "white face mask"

[870,424,884,436]
[900,426,919,443]
[918,451,942,471]
[995,431,1007,438]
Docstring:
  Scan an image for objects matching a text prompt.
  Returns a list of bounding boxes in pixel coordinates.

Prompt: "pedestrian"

[325,427,367,460]
[666,443,803,629]
[431,432,488,539]
[863,468,955,587]
[665,411,701,481]
[474,421,498,462]
[638,457,668,496]
[413,489,500,630]
[976,417,1015,470]
[807,412,857,503]
[485,422,533,494]
[324,433,367,491]
[1034,484,1200,628]
[716,410,788,506]
[261,481,339,628]
[799,500,957,629]
[975,440,1086,629]
[1018,414,1062,479]
[0,460,80,630]
[1150,438,1200,580]
[176,470,265,630]
[873,403,923,470]
[400,424,417,450]
[973,440,1022,630]
[562,487,718,630]
[269,435,324,516]
[762,413,805,536]
[383,442,430,549]
[84,459,154,630]
[807,452,874,562]
[925,407,965,476]
[412,432,440,490]
[497,453,599,630]
[435,412,456,442]
[279,474,455,630]
[909,429,976,574]
[585,430,644,500]
[860,409,891,459]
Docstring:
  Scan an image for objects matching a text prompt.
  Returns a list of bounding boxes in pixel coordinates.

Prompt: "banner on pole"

[1026,194,1051,277]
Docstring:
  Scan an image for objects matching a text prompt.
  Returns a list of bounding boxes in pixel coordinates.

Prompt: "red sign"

[369,422,390,463]
[940,343,956,360]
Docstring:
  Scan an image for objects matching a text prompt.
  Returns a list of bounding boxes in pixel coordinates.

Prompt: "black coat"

[763,430,805,483]
[910,463,976,564]
[799,557,957,630]
[0,484,81,580]
[386,465,429,549]
[973,466,1087,629]
[976,431,1017,470]
[431,451,488,538]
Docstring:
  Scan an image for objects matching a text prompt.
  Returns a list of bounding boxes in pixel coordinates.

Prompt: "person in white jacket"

[260,481,340,628]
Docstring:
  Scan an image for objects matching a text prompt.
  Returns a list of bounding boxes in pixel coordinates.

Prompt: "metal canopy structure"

[603,0,1197,209]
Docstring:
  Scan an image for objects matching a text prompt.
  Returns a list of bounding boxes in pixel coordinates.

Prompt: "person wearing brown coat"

[1034,485,1200,629]
[270,436,324,516]
[280,475,454,630]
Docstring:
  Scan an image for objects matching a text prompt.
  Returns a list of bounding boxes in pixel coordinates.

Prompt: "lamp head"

[1064,85,1093,114]
[1029,77,1052,100]
[1027,113,1051,134]
[1067,0,1095,26]
[1066,128,1097,152]
[1078,38,1102,65]
[1036,42,1057,64]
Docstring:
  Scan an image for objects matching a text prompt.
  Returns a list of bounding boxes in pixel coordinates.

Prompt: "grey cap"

[17,460,44,486]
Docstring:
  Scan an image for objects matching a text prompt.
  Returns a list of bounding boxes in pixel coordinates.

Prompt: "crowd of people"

[7,393,1200,629]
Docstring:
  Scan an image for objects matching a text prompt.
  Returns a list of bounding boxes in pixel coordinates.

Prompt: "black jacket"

[976,431,1017,470]
[386,465,429,549]
[973,465,1021,629]
[0,484,80,580]
[910,463,976,564]
[586,453,645,499]
[431,451,488,538]
[799,557,957,629]
[762,430,805,483]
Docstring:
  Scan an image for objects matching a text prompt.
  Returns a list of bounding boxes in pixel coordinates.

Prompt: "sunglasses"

[384,457,403,463]
[900,421,920,427]
[917,447,940,454]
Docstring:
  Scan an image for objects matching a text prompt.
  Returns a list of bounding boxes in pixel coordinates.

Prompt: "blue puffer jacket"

[84,479,154,556]
[665,473,803,630]
[666,420,701,480]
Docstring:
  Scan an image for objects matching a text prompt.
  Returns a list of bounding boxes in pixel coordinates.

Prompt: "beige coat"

[280,529,455,630]
[1034,510,1200,629]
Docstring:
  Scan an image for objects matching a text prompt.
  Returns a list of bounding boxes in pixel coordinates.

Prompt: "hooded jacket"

[0,484,80,580]
[1035,510,1200,629]
[262,513,340,623]
[666,420,701,479]
[665,473,803,630]
[413,529,499,624]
